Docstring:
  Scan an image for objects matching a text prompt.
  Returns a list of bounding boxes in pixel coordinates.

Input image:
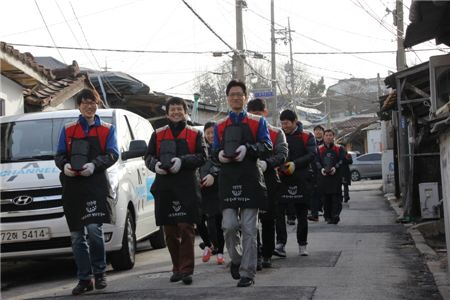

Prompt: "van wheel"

[351,170,361,182]
[149,226,166,249]
[110,210,136,271]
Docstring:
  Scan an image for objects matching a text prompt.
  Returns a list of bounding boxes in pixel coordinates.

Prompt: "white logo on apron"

[232,185,242,197]
[288,185,298,195]
[172,201,181,212]
[86,200,97,213]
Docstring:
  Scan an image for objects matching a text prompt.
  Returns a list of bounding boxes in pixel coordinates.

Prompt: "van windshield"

[1,117,112,163]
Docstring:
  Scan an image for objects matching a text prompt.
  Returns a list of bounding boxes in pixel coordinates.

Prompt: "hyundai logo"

[12,195,33,206]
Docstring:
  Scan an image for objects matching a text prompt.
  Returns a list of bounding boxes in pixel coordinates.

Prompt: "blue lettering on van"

[146,177,155,201]
[2,163,59,182]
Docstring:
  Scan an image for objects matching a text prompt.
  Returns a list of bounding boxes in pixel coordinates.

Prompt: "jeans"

[276,203,309,246]
[222,208,258,279]
[70,223,106,281]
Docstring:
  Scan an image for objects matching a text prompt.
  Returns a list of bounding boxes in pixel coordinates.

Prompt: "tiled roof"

[0,41,55,83]
[24,75,88,107]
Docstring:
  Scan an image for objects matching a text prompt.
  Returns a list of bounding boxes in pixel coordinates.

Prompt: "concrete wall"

[382,149,395,194]
[0,75,24,116]
[367,128,382,153]
[439,129,450,271]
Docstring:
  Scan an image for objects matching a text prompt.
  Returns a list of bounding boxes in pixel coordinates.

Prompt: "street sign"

[252,90,274,98]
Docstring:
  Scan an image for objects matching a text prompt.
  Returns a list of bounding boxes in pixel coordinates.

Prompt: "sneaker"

[262,257,272,268]
[71,280,93,296]
[216,253,225,265]
[169,272,183,282]
[256,256,262,271]
[202,246,212,262]
[286,219,296,225]
[299,245,309,256]
[181,274,193,285]
[273,243,286,258]
[94,273,107,289]
[237,277,254,287]
[230,262,241,280]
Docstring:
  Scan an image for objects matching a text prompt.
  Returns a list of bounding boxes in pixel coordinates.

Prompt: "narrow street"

[1,180,441,299]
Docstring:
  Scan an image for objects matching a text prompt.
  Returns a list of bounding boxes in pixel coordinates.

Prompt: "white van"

[0,109,164,270]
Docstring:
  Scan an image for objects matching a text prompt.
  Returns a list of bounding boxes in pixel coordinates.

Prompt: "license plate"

[1,228,50,244]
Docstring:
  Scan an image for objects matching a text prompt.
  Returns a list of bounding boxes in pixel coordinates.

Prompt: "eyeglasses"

[228,92,245,98]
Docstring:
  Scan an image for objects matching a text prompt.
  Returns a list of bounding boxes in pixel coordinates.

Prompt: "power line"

[8,43,228,55]
[69,1,101,69]
[54,0,94,67]
[10,42,448,56]
[291,48,449,54]
[34,0,66,64]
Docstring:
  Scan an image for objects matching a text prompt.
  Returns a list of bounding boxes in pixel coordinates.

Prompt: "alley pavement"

[1,180,442,299]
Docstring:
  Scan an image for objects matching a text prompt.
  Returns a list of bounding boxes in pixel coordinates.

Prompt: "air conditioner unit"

[429,54,450,115]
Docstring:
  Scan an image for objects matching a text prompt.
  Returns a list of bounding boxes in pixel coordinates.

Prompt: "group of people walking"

[56,81,353,295]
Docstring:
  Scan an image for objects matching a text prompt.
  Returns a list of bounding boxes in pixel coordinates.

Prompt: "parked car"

[0,109,165,270]
[349,152,382,181]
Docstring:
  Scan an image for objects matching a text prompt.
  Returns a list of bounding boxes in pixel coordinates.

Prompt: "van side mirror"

[122,140,147,160]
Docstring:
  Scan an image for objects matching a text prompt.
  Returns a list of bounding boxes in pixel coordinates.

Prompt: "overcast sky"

[0,0,447,99]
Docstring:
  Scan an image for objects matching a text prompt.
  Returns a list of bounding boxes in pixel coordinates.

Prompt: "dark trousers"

[206,214,225,254]
[276,203,309,246]
[197,214,211,248]
[342,183,350,201]
[164,223,195,275]
[257,214,275,259]
[323,193,342,221]
[310,186,323,218]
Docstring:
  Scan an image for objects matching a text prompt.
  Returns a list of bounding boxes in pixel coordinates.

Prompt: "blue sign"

[253,90,274,98]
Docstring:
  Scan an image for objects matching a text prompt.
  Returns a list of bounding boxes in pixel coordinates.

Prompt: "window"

[357,153,381,162]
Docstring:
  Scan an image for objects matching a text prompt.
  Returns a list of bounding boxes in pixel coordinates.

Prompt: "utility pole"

[288,17,295,109]
[271,0,278,125]
[234,0,245,82]
[394,0,410,218]
[395,0,407,71]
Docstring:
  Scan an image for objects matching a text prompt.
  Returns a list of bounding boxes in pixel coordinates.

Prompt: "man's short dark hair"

[76,89,100,106]
[324,129,335,136]
[226,80,247,96]
[247,98,266,112]
[280,109,297,122]
[313,125,325,132]
[166,97,187,113]
[204,121,216,131]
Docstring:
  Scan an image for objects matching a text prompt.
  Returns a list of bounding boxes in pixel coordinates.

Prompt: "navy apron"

[278,133,312,206]
[219,122,267,210]
[319,146,342,195]
[199,159,221,217]
[61,124,113,231]
[150,129,201,225]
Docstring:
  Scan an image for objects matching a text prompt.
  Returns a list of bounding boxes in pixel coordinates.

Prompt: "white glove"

[80,163,95,177]
[321,168,327,176]
[330,167,336,175]
[218,150,232,163]
[155,161,168,175]
[64,163,77,177]
[234,145,247,162]
[169,157,182,174]
[202,174,214,187]
[258,160,267,172]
